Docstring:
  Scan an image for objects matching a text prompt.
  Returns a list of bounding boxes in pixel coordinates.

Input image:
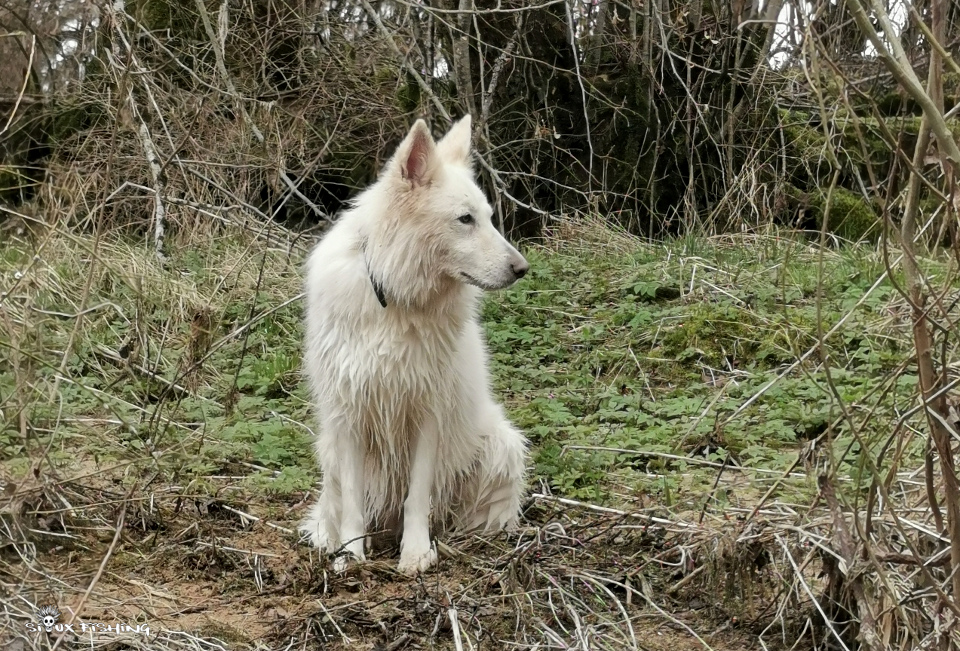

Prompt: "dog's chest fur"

[325,292,482,521]
[357,296,468,411]
[312,277,473,415]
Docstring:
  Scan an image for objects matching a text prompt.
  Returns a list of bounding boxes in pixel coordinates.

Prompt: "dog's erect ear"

[397,119,438,187]
[436,114,473,165]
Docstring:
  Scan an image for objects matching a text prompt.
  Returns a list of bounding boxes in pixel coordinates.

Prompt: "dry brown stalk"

[844,0,960,606]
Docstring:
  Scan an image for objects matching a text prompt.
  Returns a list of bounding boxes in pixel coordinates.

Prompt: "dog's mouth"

[459,272,505,291]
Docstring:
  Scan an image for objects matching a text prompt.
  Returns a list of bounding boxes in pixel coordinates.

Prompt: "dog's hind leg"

[460,407,527,532]
[398,412,440,575]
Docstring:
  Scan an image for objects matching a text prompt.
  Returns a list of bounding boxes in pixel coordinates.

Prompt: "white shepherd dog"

[300,115,530,574]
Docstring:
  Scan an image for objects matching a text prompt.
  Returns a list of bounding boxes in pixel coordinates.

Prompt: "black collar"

[361,238,387,308]
[369,273,387,308]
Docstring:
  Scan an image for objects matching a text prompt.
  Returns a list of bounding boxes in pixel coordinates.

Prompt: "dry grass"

[6,447,953,650]
[0,459,811,651]
[3,217,959,650]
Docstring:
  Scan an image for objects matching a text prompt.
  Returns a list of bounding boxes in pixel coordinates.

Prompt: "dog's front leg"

[398,413,439,575]
[335,433,366,571]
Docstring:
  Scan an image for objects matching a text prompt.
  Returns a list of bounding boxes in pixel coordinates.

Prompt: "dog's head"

[383,115,528,291]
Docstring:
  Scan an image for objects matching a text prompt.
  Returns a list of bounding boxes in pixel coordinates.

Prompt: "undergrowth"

[0,220,946,515]
[488,224,930,506]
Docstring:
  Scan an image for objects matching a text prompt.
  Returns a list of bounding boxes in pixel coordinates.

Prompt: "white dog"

[299,115,529,574]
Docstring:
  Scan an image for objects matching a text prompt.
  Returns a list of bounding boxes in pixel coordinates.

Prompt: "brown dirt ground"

[1,460,787,650]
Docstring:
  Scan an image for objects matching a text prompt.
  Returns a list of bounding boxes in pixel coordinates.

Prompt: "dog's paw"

[299,521,331,551]
[332,550,365,574]
[398,546,438,575]
[332,555,350,574]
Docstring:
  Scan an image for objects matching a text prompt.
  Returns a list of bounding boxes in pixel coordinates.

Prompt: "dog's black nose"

[512,261,529,279]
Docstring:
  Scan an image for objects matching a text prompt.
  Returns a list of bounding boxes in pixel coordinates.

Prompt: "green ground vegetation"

[0,220,948,516]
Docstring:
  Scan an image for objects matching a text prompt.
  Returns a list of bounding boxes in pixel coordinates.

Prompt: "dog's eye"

[457,214,474,225]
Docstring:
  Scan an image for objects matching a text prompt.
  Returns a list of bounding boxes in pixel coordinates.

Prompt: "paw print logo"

[36,605,60,633]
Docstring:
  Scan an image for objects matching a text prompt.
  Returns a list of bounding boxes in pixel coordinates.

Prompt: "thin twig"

[50,502,128,651]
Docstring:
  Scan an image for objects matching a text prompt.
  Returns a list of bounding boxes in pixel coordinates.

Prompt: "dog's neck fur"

[359,228,470,319]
